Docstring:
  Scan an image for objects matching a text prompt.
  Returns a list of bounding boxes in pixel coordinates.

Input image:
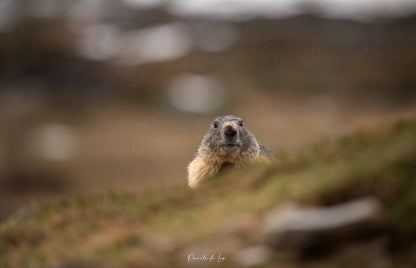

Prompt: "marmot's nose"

[224,125,237,138]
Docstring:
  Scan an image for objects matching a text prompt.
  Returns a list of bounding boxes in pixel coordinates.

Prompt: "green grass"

[1,116,416,268]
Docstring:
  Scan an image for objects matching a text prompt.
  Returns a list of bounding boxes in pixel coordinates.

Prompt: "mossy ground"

[1,116,416,268]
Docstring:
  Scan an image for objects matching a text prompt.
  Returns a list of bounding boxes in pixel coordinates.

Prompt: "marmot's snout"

[224,125,237,138]
[221,121,240,147]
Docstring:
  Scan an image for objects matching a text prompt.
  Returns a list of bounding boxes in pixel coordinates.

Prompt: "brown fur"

[187,115,272,188]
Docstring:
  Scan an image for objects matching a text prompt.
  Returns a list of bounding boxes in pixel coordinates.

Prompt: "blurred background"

[0,0,416,220]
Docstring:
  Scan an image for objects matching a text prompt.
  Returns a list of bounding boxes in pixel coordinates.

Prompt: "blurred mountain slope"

[1,115,415,268]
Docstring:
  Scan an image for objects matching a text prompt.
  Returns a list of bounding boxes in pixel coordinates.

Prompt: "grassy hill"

[1,116,416,268]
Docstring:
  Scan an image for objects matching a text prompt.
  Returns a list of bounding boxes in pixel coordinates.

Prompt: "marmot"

[187,115,272,188]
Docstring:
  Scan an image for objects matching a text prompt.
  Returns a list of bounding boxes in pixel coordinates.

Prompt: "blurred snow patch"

[122,0,164,9]
[168,0,416,21]
[235,245,271,267]
[77,23,191,64]
[120,23,191,65]
[29,124,76,161]
[78,23,123,61]
[167,74,226,114]
[169,0,300,20]
[1,0,416,31]
[117,0,416,20]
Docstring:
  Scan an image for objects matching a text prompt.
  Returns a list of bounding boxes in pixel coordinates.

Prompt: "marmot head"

[204,115,257,156]
[188,115,271,188]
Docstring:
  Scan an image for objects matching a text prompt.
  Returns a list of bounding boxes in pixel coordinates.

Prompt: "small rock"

[262,197,389,257]
[234,245,271,267]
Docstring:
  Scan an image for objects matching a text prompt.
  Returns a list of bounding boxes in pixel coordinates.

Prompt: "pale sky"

[123,0,416,21]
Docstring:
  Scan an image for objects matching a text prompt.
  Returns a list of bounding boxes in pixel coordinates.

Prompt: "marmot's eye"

[213,122,218,128]
[239,121,244,127]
